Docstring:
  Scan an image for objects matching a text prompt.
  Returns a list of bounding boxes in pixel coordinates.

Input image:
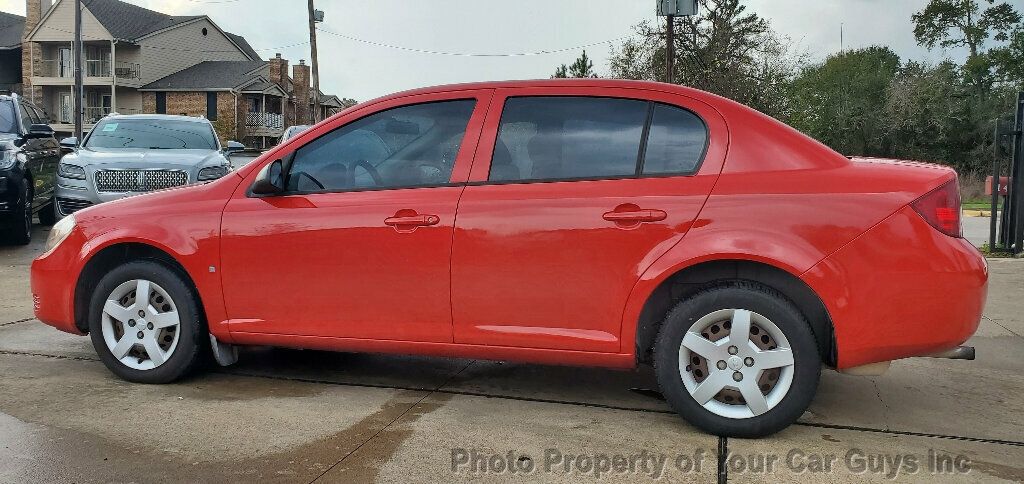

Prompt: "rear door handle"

[602,209,667,223]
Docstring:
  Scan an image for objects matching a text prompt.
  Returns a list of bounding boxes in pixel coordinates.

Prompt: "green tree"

[912,0,1022,86]
[608,0,803,118]
[552,50,598,78]
[885,61,1017,175]
[989,28,1024,87]
[787,47,901,156]
[912,0,1021,57]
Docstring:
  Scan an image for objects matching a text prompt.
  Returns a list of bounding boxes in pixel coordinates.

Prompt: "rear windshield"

[0,100,17,134]
[86,118,218,150]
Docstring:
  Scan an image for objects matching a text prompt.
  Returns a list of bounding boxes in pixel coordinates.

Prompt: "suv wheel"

[654,282,820,437]
[38,196,57,226]
[6,181,32,245]
[88,261,207,383]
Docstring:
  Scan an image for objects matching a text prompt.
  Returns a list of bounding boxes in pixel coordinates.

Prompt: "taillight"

[911,179,961,238]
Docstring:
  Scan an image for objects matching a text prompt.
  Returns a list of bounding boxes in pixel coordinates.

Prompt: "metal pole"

[990,121,1000,250]
[665,14,675,84]
[73,0,83,143]
[1010,92,1024,254]
[307,0,321,124]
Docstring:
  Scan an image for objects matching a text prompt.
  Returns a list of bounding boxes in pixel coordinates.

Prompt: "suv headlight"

[44,214,75,255]
[58,162,87,180]
[197,164,230,181]
[0,150,23,170]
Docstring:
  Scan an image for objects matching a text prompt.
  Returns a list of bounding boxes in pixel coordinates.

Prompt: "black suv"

[0,93,59,245]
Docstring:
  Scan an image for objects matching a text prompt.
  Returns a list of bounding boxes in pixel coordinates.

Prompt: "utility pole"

[665,14,675,84]
[73,0,83,143]
[307,0,321,124]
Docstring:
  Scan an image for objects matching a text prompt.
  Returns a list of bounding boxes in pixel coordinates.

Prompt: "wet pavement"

[0,226,1022,482]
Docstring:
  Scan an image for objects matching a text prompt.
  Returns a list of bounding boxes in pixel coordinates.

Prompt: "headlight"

[43,213,75,255]
[197,165,230,181]
[58,162,87,180]
[0,150,21,170]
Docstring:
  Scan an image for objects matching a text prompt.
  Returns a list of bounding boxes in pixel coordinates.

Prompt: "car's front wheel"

[5,180,32,245]
[654,282,820,437]
[88,261,207,383]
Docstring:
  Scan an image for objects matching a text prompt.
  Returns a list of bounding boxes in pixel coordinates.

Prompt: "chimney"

[21,0,51,102]
[24,0,51,38]
[292,60,311,124]
[268,53,289,88]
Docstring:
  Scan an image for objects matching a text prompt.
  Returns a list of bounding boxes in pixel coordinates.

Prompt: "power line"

[315,27,634,57]
[34,22,634,60]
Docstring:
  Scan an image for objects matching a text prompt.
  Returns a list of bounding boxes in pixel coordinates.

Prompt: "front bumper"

[31,228,87,334]
[0,170,26,217]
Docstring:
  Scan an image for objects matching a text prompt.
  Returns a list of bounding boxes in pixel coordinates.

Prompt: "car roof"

[102,114,211,124]
[364,79,731,107]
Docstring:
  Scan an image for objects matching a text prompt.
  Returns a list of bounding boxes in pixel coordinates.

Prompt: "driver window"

[286,99,476,192]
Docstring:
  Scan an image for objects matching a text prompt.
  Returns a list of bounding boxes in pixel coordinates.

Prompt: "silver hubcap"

[100,279,181,370]
[678,308,795,419]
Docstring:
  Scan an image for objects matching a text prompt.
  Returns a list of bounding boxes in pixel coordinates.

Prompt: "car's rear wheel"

[654,282,820,437]
[88,261,207,383]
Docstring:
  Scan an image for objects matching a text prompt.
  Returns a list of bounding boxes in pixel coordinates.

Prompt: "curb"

[963,209,991,217]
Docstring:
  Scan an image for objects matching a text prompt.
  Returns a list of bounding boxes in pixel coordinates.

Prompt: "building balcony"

[32,60,142,86]
[246,111,285,137]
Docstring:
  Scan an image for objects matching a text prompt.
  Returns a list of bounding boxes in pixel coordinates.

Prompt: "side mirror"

[251,159,285,195]
[223,140,245,154]
[25,124,55,139]
[60,137,78,150]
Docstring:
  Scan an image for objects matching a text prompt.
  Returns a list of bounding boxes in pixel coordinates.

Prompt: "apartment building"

[14,0,347,145]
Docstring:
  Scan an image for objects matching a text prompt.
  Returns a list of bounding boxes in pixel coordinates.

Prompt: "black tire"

[38,197,57,226]
[6,180,32,245]
[88,260,207,383]
[654,281,820,438]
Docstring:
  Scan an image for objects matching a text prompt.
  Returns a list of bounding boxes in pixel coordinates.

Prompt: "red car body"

[31,79,987,371]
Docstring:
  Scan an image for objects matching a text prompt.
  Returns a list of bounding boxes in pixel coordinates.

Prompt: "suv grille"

[95,169,188,193]
[56,198,92,215]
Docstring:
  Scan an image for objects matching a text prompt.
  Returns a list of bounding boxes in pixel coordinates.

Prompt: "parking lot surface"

[0,227,1021,482]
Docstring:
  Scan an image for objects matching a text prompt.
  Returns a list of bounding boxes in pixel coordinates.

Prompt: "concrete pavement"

[0,226,1021,482]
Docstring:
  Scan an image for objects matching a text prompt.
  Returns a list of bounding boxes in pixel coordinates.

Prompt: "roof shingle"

[225,32,260,61]
[81,0,201,41]
[0,11,25,50]
[140,60,267,90]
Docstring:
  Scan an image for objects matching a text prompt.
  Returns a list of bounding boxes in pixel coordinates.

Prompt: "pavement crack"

[871,379,891,430]
[793,422,1024,447]
[0,318,34,327]
[0,349,99,361]
[984,316,1023,339]
[717,436,728,483]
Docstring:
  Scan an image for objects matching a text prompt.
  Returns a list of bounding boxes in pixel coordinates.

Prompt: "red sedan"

[31,80,987,437]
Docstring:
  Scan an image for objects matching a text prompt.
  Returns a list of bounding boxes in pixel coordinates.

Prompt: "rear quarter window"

[641,104,708,176]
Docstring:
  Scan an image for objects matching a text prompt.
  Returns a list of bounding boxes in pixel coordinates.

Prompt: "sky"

[1,0,1022,101]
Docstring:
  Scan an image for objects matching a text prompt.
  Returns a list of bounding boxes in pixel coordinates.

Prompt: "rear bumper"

[803,206,988,369]
[30,229,86,335]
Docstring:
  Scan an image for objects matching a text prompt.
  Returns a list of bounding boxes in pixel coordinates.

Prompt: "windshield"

[86,118,218,150]
[0,100,17,134]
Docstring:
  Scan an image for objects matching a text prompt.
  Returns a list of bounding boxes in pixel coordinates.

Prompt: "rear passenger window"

[489,97,648,182]
[642,104,707,175]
